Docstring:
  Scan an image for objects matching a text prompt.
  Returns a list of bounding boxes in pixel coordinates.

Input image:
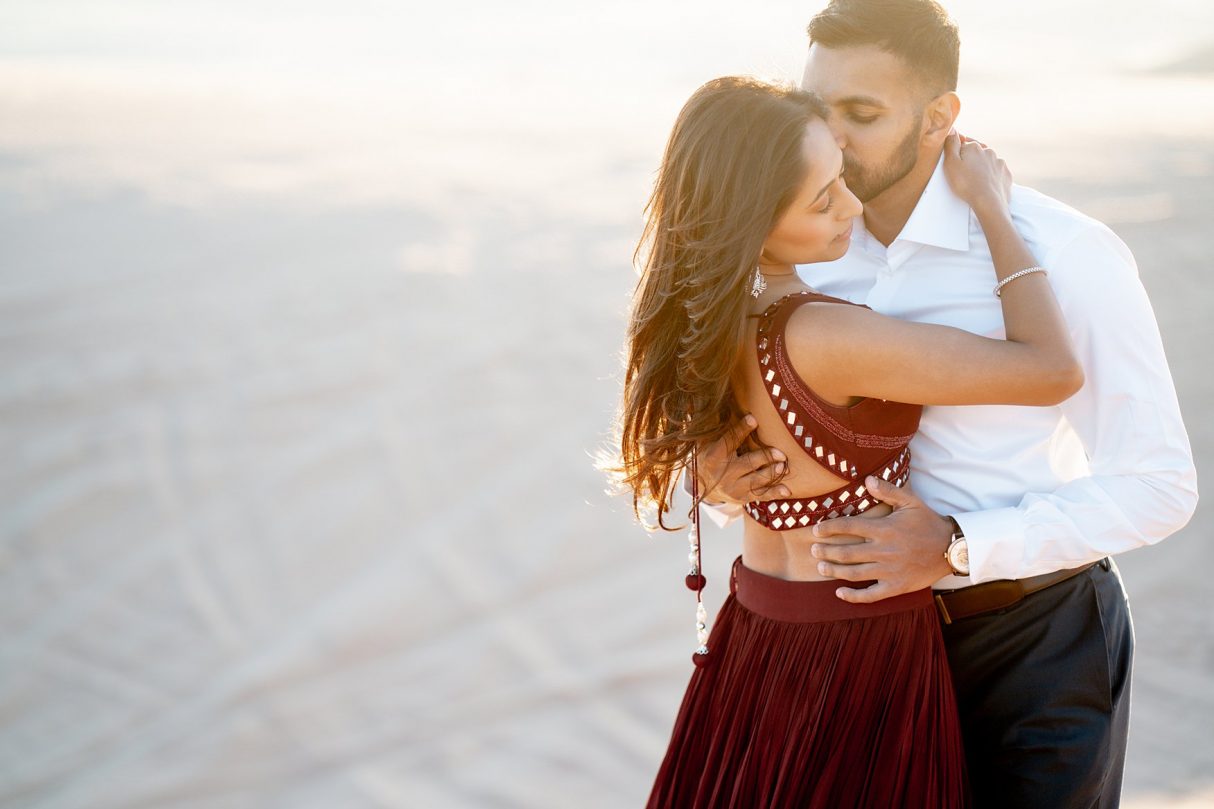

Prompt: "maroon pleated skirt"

[647,556,969,808]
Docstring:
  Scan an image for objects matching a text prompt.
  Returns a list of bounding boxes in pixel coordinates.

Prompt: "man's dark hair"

[807,0,960,95]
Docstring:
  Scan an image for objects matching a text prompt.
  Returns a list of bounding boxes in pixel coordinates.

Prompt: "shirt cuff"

[950,507,1027,583]
[700,499,744,529]
[680,468,744,529]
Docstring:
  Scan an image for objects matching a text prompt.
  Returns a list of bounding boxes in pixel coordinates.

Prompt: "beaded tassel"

[687,450,710,666]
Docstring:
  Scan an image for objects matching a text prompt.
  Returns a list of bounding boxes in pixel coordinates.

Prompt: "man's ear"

[921,91,961,146]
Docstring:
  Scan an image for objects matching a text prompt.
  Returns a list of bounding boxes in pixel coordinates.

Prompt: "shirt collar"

[889,152,972,252]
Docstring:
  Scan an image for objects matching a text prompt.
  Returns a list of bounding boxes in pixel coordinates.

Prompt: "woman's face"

[761,118,862,266]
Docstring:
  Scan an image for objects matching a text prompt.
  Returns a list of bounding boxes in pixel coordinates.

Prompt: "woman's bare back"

[734,283,899,581]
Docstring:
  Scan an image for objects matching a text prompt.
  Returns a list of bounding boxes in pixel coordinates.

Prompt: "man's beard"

[843,115,922,203]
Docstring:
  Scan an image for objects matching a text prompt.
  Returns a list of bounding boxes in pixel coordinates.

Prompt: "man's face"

[801,44,929,203]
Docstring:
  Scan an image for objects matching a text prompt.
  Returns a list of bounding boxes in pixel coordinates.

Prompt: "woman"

[608,76,1081,807]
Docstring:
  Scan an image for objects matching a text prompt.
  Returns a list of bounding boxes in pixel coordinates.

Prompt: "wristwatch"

[944,516,970,576]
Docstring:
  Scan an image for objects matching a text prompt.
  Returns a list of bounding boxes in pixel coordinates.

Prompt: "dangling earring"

[750,266,767,298]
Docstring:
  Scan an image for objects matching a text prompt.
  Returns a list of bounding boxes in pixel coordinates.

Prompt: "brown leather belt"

[934,559,1109,625]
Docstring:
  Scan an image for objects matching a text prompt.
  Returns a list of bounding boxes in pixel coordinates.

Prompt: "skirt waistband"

[730,554,934,623]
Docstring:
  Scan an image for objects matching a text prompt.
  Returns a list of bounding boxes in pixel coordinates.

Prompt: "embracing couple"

[608,0,1198,806]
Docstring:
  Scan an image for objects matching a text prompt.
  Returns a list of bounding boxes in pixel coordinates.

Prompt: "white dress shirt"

[705,154,1198,587]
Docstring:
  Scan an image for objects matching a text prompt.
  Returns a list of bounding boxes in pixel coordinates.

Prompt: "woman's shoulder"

[752,288,865,320]
[759,290,881,408]
[781,291,874,338]
[750,289,883,366]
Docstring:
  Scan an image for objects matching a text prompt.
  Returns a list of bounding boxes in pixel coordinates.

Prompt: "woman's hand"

[943,131,1012,217]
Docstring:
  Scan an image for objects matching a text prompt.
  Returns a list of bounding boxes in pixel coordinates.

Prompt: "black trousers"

[941,559,1134,809]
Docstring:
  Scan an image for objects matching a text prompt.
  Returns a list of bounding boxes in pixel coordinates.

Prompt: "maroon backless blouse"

[744,290,923,530]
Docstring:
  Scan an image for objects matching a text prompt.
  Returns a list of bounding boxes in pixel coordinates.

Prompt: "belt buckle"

[936,579,1026,625]
[989,579,1028,609]
[934,593,953,625]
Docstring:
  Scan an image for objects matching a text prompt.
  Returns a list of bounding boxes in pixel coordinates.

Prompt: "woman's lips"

[833,223,854,243]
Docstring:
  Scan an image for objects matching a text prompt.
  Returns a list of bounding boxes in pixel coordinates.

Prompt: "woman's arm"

[791,133,1084,407]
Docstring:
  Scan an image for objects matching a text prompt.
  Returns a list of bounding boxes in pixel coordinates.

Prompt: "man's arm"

[954,224,1197,581]
[811,222,1197,597]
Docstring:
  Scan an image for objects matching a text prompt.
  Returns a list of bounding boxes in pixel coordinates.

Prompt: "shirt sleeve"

[680,469,745,529]
[954,223,1199,582]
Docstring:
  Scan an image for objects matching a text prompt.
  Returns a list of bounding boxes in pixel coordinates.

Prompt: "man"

[694,1,1198,806]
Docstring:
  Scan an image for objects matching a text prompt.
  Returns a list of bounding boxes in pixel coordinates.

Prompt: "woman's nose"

[839,181,863,219]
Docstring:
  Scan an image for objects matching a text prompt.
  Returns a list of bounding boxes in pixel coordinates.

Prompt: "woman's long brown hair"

[608,76,828,529]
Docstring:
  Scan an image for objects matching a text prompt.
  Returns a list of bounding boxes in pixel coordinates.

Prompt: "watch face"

[948,541,969,574]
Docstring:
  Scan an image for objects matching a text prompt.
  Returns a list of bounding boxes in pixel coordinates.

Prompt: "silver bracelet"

[994,266,1048,298]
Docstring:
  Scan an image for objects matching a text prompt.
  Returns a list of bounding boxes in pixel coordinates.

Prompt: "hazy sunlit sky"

[2,0,1213,273]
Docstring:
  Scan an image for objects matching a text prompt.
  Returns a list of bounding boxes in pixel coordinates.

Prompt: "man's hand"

[809,475,954,603]
[698,414,791,505]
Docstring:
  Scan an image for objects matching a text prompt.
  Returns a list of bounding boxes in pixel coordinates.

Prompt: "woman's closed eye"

[814,172,845,213]
[847,113,877,125]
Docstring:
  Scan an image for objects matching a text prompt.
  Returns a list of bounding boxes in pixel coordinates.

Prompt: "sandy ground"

[1,133,1211,807]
